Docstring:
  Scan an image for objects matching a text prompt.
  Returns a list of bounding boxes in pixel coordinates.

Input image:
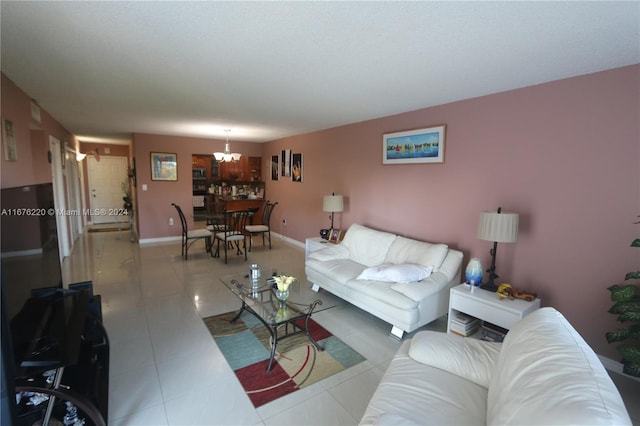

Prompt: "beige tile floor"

[62,230,639,425]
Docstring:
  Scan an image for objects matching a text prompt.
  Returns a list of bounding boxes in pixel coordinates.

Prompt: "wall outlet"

[282,219,287,226]
[169,217,174,226]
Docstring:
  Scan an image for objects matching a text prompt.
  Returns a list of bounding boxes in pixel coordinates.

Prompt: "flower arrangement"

[273,274,295,292]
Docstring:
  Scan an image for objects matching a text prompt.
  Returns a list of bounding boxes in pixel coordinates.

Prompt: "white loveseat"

[360,307,631,425]
[305,224,463,337]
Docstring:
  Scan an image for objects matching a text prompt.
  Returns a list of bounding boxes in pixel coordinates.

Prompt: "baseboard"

[1,248,43,258]
[598,354,640,382]
[272,232,304,249]
[138,236,181,245]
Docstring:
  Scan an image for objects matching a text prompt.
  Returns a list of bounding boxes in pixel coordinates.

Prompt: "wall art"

[2,118,17,162]
[271,155,279,180]
[151,152,178,181]
[383,125,446,164]
[292,152,303,182]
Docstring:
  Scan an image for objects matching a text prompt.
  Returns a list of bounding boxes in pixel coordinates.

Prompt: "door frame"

[49,136,71,260]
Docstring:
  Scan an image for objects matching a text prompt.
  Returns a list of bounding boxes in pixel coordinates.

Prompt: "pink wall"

[1,74,75,188]
[132,133,264,240]
[1,74,75,252]
[262,65,639,358]
[3,66,638,358]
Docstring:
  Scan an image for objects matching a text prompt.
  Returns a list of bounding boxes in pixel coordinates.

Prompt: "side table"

[305,237,329,259]
[447,283,541,336]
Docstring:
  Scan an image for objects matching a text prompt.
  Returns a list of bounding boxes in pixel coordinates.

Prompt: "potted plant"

[605,218,640,377]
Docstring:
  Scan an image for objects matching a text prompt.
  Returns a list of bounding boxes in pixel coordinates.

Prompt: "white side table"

[447,284,541,336]
[305,237,329,259]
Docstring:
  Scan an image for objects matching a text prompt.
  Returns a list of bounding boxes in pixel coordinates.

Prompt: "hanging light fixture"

[214,129,241,163]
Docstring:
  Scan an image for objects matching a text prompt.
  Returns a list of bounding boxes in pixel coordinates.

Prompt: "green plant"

[605,222,640,377]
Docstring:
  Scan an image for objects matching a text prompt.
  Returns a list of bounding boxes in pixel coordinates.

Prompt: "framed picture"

[328,228,342,243]
[292,152,303,182]
[383,125,446,165]
[281,149,291,177]
[151,152,178,181]
[271,155,279,180]
[2,118,17,162]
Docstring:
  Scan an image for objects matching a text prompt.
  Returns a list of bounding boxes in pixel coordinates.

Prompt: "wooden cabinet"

[195,155,262,183]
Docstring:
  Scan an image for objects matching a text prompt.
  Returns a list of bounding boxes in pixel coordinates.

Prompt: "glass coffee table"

[220,272,334,371]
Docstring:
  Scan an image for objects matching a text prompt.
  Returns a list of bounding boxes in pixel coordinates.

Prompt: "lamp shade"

[477,211,519,243]
[323,194,344,213]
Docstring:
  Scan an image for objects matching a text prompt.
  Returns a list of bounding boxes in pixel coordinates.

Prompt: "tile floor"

[62,230,639,426]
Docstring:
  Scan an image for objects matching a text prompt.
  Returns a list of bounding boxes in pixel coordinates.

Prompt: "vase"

[465,258,483,286]
[276,289,289,302]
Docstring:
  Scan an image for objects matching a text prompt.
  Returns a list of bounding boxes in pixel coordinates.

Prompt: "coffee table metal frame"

[223,275,324,371]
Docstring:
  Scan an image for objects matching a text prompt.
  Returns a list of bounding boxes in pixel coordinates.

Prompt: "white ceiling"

[1,1,638,143]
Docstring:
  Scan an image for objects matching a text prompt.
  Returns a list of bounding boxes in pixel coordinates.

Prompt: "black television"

[1,182,63,423]
[1,182,63,320]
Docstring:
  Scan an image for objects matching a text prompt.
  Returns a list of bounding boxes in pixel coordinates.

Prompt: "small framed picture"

[151,152,178,181]
[328,228,342,243]
[2,118,17,162]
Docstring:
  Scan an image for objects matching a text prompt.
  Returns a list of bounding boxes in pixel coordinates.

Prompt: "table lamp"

[321,193,343,239]
[477,207,519,292]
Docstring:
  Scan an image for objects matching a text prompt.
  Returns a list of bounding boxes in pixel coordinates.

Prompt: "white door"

[87,156,128,224]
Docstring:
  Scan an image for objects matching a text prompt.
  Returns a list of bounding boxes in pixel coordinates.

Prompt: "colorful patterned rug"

[203,310,366,407]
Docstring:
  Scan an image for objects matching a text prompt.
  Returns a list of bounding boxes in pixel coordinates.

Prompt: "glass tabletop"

[219,271,336,325]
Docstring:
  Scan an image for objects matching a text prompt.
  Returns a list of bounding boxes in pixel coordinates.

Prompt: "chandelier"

[213,129,241,163]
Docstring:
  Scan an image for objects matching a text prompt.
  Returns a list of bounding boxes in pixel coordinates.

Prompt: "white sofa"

[305,224,463,337]
[360,307,632,426]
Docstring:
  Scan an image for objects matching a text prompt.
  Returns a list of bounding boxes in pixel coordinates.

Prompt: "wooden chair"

[212,209,250,264]
[171,203,211,260]
[245,201,278,251]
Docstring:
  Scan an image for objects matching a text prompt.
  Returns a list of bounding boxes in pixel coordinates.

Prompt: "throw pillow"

[356,263,433,283]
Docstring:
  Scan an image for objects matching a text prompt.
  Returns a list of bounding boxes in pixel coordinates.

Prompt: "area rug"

[203,311,366,407]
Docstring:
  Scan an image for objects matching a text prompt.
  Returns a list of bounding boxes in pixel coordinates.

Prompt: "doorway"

[87,156,129,225]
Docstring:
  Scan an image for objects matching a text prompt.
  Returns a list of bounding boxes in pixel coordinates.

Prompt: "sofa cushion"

[306,258,365,285]
[408,331,501,388]
[356,263,433,283]
[487,307,632,425]
[308,243,350,261]
[384,236,449,271]
[341,224,397,267]
[359,340,488,426]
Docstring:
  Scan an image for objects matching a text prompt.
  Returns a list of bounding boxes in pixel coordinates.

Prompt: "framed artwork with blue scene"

[383,125,446,164]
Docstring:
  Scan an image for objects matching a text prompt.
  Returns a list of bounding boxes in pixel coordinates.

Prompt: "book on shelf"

[450,311,480,336]
[480,321,509,342]
[450,322,480,337]
[451,311,477,326]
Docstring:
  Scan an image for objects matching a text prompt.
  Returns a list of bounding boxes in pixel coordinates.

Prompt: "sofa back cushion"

[384,236,449,271]
[487,307,631,425]
[341,224,397,267]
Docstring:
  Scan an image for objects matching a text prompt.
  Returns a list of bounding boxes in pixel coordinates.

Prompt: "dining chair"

[245,201,278,251]
[212,209,250,264]
[172,203,211,260]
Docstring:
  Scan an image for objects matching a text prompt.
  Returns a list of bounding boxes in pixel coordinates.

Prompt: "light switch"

[142,184,148,191]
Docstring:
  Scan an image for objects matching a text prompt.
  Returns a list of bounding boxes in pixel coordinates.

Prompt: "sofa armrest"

[408,331,501,388]
[308,243,350,261]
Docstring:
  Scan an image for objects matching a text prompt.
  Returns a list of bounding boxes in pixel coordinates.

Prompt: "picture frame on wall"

[2,118,17,162]
[292,152,303,182]
[150,152,178,181]
[271,155,279,180]
[281,149,291,177]
[328,228,342,243]
[382,124,446,165]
